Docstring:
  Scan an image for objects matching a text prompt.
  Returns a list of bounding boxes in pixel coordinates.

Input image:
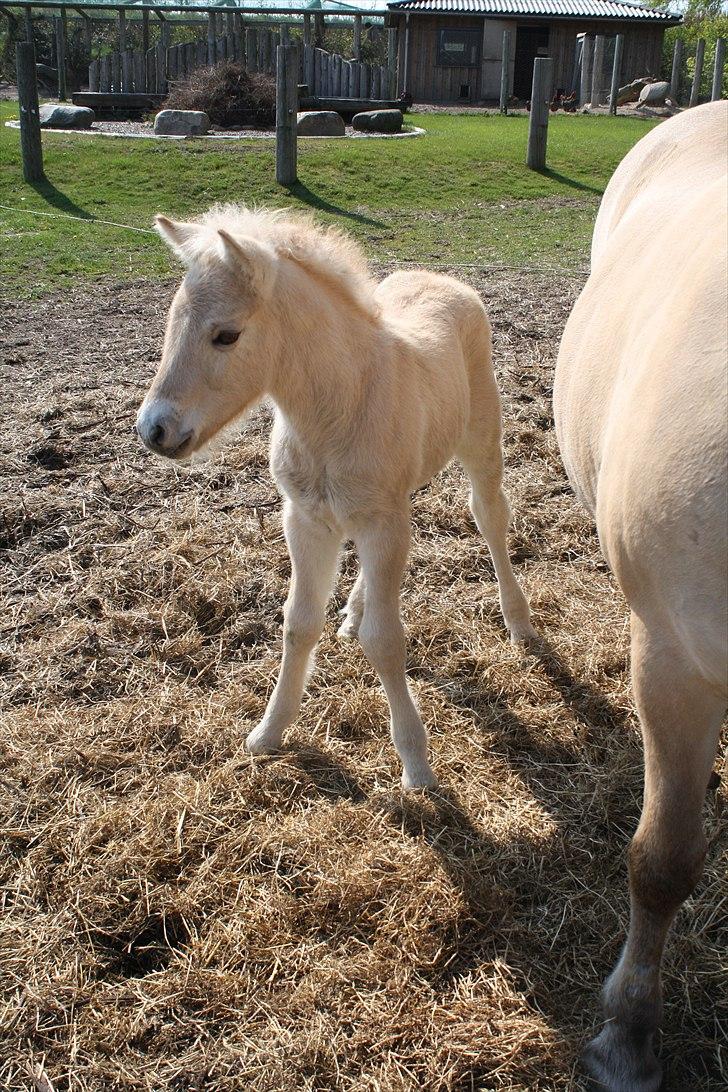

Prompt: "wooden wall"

[395,14,666,103]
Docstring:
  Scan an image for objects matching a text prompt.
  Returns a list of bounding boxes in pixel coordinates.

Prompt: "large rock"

[154,109,210,137]
[352,109,403,134]
[39,104,95,129]
[638,81,670,107]
[296,111,345,137]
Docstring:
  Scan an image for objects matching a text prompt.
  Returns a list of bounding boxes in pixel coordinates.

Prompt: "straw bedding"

[0,267,725,1091]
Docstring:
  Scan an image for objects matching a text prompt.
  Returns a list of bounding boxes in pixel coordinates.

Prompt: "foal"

[137,206,534,787]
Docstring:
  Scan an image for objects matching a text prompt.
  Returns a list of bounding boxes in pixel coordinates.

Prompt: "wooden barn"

[386,0,680,104]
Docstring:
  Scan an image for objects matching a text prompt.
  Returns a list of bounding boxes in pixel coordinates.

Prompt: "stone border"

[5,120,426,141]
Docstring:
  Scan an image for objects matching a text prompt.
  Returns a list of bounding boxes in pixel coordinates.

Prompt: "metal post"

[609,33,624,115]
[527,56,552,170]
[55,9,67,101]
[712,38,725,101]
[670,37,684,103]
[500,28,511,114]
[276,43,297,185]
[690,38,705,107]
[591,34,604,107]
[16,42,44,182]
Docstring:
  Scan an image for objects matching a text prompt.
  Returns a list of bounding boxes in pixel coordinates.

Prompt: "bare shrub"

[163,62,276,128]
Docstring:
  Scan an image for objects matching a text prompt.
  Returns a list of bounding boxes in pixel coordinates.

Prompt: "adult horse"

[554,101,727,1090]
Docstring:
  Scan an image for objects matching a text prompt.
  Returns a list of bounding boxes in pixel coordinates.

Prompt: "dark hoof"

[582,1025,664,1092]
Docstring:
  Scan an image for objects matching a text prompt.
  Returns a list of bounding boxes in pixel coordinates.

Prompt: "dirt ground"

[0,267,725,1092]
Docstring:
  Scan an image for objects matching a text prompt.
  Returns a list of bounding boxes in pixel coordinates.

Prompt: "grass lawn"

[0,102,658,296]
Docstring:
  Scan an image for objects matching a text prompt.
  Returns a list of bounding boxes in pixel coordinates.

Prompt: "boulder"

[352,109,403,133]
[39,104,95,129]
[296,111,345,137]
[154,109,210,137]
[638,81,670,107]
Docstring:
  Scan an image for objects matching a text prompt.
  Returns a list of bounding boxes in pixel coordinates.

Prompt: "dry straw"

[0,267,725,1091]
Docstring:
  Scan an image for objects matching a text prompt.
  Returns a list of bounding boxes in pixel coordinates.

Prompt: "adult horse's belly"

[554,169,728,691]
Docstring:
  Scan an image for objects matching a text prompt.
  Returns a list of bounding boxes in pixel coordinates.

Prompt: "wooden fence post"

[690,38,705,107]
[591,34,604,106]
[208,12,217,65]
[24,6,33,43]
[142,10,149,91]
[55,10,67,101]
[303,13,311,46]
[276,43,297,185]
[712,38,725,100]
[609,33,623,114]
[122,49,134,92]
[353,14,362,61]
[387,27,397,99]
[111,50,120,92]
[118,7,126,54]
[500,28,511,114]
[89,57,99,91]
[670,37,684,103]
[246,28,258,74]
[527,56,552,170]
[579,34,592,107]
[16,41,43,182]
[100,53,110,92]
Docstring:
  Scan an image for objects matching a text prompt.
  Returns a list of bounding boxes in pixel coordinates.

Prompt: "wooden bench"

[72,92,165,120]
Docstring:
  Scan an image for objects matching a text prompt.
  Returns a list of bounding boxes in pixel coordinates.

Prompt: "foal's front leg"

[246,501,340,755]
[354,513,436,790]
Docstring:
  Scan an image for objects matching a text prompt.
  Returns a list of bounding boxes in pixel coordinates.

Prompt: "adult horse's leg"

[354,513,436,789]
[458,426,535,642]
[583,613,724,1092]
[337,570,365,640]
[246,501,340,755]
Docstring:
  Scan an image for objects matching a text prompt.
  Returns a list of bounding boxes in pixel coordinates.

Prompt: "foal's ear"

[154,215,200,263]
[217,229,277,301]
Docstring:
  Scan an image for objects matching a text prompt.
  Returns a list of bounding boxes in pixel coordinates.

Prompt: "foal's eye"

[213,330,241,347]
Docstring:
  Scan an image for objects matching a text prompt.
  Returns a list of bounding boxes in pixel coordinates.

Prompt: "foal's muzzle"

[136,404,195,460]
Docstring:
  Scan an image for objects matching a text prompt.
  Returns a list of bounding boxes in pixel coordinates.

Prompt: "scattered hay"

[0,268,725,1091]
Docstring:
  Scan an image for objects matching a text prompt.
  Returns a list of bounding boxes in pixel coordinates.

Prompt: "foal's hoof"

[245,725,282,756]
[336,608,361,641]
[401,764,438,791]
[508,619,538,644]
[582,1025,663,1092]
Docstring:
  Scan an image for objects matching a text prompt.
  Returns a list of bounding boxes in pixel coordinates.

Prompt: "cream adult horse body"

[554,102,728,1091]
[137,207,534,789]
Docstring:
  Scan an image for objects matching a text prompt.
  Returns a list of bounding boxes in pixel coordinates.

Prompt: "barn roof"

[388,0,680,21]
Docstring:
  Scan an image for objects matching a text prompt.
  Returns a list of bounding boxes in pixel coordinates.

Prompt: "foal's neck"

[267,258,381,446]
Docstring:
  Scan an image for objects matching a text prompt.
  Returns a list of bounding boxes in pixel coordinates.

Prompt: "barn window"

[436,28,481,68]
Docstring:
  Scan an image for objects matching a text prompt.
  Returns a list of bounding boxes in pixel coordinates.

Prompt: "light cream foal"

[137,205,534,788]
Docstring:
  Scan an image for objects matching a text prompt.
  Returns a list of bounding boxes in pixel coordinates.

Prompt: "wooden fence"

[89,32,395,100]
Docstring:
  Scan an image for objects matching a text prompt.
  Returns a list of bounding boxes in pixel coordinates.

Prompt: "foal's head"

[137,214,278,461]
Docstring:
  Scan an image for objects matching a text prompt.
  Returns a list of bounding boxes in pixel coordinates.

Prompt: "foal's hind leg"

[337,571,365,640]
[246,501,340,755]
[458,423,535,642]
[583,614,724,1092]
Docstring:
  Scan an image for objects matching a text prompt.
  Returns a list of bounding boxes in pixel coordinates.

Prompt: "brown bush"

[162,62,276,128]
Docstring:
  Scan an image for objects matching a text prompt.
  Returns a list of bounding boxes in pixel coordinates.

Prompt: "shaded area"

[285,180,385,227]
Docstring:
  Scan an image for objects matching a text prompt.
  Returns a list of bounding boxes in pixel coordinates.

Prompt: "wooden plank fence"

[89,33,393,102]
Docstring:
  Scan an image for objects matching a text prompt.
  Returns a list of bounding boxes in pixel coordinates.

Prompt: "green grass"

[0,101,658,295]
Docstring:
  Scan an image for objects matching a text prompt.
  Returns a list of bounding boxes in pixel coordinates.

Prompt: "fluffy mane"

[194,203,379,319]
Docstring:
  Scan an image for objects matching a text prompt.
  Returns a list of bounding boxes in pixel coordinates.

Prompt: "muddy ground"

[0,268,725,1091]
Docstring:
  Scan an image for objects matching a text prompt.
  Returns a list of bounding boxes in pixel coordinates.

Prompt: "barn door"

[513,25,550,99]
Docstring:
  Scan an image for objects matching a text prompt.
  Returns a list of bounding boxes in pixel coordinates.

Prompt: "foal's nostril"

[149,421,166,449]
